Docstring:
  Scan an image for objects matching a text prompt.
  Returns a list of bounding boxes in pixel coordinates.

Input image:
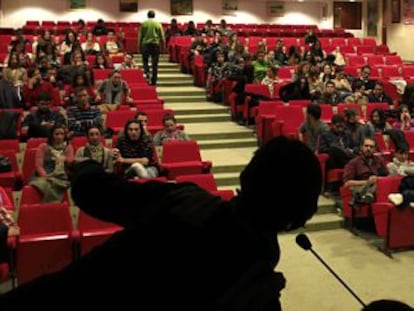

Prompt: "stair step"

[293,214,344,232]
[213,164,247,174]
[157,73,193,81]
[177,113,231,123]
[172,108,228,116]
[214,172,240,187]
[161,95,207,103]
[157,87,206,97]
[198,138,257,149]
[192,131,253,140]
[201,147,256,169]
[157,80,194,87]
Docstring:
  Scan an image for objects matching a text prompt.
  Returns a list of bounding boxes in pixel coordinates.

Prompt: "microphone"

[295,233,366,308]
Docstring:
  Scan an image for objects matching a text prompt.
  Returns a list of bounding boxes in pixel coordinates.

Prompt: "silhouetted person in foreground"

[362,299,413,310]
[0,136,322,310]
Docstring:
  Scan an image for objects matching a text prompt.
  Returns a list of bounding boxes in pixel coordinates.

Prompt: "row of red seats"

[2,169,235,285]
[340,176,414,255]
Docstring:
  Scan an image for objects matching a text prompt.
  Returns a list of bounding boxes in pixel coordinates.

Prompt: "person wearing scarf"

[30,124,74,203]
[75,126,114,173]
[96,70,133,113]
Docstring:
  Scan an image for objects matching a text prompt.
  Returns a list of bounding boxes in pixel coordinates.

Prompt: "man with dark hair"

[344,137,389,204]
[319,114,355,170]
[139,10,165,85]
[0,137,322,310]
[21,92,66,138]
[299,103,329,152]
[368,81,393,105]
[67,86,103,137]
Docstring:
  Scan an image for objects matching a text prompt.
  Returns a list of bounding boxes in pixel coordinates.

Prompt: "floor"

[278,229,414,310]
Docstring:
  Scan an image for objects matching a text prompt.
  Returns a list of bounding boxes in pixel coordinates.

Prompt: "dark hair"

[37,91,52,102]
[238,136,321,231]
[148,10,155,18]
[86,125,102,137]
[331,114,345,124]
[162,113,176,124]
[370,108,387,129]
[134,111,148,119]
[362,300,413,311]
[344,108,359,118]
[124,119,143,141]
[352,80,365,92]
[47,123,67,146]
[306,103,322,120]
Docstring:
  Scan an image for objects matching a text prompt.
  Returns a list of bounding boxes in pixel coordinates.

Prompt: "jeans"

[142,43,160,85]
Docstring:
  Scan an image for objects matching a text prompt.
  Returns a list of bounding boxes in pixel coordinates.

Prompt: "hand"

[115,156,124,164]
[368,175,378,184]
[8,226,20,237]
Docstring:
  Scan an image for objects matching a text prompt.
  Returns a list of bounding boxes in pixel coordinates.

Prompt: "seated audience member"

[304,28,319,46]
[92,53,112,70]
[183,20,199,36]
[120,53,138,69]
[153,114,190,146]
[0,136,322,310]
[65,72,96,105]
[81,32,101,55]
[393,104,414,131]
[67,87,103,137]
[279,77,311,102]
[29,124,74,203]
[115,119,158,179]
[308,70,324,99]
[23,68,54,108]
[299,103,329,152]
[75,126,115,173]
[365,108,393,135]
[343,137,389,204]
[118,111,150,138]
[92,18,108,36]
[331,46,346,67]
[96,70,133,112]
[344,108,366,150]
[319,114,355,169]
[103,30,121,56]
[368,81,393,106]
[319,64,335,84]
[165,18,183,45]
[332,70,352,97]
[386,147,414,208]
[352,65,376,94]
[2,52,27,99]
[252,51,268,83]
[261,66,281,98]
[344,80,369,106]
[206,51,227,102]
[318,81,341,105]
[21,92,66,138]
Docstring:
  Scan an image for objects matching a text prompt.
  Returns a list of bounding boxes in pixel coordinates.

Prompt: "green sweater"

[139,19,165,47]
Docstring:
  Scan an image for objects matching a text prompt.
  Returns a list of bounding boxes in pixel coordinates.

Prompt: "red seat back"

[162,141,202,164]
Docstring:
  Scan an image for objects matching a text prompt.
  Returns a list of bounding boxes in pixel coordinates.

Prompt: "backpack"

[0,110,19,139]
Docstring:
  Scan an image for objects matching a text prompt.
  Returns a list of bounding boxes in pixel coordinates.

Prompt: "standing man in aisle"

[139,10,165,86]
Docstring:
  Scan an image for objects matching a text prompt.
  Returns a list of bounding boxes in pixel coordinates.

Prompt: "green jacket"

[139,19,165,47]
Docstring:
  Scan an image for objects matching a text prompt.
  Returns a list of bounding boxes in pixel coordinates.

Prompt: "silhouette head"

[362,300,413,311]
[148,10,155,18]
[237,136,321,232]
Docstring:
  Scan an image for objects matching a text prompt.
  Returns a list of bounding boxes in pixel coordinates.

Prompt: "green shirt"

[139,19,165,47]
